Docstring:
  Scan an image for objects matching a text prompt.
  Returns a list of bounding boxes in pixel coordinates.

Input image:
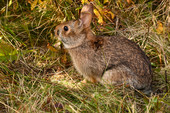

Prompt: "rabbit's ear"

[80,3,93,28]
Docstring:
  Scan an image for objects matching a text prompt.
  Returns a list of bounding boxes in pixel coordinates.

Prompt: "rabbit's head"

[55,4,94,49]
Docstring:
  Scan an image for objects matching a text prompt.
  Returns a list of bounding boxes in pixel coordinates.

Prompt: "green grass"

[0,0,169,112]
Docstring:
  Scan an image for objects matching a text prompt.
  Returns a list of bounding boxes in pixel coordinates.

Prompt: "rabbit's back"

[95,36,152,89]
[101,36,152,77]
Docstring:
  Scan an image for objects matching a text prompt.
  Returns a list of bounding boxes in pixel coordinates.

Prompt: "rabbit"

[54,3,152,93]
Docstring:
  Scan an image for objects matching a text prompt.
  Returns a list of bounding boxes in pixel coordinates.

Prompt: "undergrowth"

[0,0,169,112]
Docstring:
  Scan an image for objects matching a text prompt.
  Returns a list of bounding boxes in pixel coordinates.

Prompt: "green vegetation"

[0,0,169,112]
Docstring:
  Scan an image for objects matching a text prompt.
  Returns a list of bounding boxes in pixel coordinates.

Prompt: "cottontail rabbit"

[55,4,152,92]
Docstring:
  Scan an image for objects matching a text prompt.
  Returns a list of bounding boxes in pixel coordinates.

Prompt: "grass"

[0,0,169,112]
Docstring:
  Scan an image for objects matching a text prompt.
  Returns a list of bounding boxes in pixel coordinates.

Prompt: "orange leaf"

[47,43,57,52]
[108,11,115,19]
[127,0,132,4]
[104,9,115,19]
[156,21,164,34]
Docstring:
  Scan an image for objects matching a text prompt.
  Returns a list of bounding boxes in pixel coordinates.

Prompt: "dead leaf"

[156,21,164,34]
[158,53,162,65]
[81,0,89,4]
[103,9,115,19]
[39,0,47,10]
[94,9,104,25]
[8,0,13,6]
[30,0,38,10]
[127,0,133,4]
[104,0,109,4]
[47,43,57,52]
[38,0,43,4]
[107,11,115,19]
[61,53,67,64]
[95,5,103,14]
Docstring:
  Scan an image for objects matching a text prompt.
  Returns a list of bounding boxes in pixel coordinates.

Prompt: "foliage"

[0,0,169,112]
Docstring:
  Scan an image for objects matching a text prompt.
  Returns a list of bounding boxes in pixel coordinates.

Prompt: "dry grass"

[0,0,169,112]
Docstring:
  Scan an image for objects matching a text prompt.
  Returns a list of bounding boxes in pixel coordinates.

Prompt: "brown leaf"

[61,52,67,64]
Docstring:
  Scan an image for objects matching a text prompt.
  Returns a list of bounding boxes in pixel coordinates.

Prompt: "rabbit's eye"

[64,26,69,31]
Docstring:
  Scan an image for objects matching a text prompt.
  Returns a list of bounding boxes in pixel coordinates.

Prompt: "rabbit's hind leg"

[101,65,132,85]
[101,65,152,94]
[101,65,144,88]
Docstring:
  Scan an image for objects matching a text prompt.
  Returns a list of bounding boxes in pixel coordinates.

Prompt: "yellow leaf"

[0,7,5,14]
[38,0,43,4]
[95,5,103,14]
[31,0,38,10]
[27,0,31,4]
[94,9,104,25]
[38,0,47,10]
[9,0,13,6]
[106,11,115,19]
[104,0,109,4]
[156,21,164,34]
[81,0,89,4]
